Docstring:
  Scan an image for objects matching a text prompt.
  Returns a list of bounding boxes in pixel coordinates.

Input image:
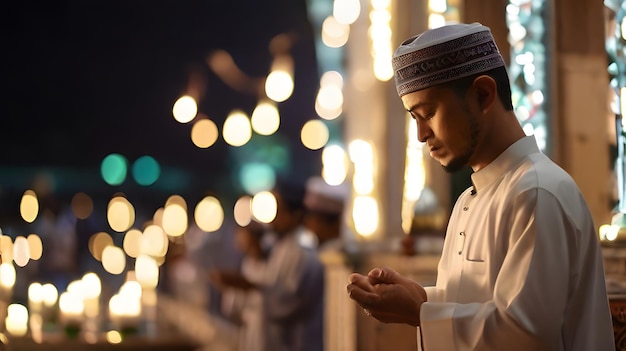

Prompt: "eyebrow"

[405,101,436,116]
[405,102,424,112]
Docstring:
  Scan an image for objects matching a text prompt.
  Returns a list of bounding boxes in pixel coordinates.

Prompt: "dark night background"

[0,0,323,223]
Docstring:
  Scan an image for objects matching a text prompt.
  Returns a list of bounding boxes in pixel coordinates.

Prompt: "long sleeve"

[420,186,613,351]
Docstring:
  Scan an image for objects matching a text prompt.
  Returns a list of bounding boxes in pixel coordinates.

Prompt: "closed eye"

[407,109,433,121]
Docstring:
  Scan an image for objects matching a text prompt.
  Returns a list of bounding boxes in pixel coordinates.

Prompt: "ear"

[472,75,497,113]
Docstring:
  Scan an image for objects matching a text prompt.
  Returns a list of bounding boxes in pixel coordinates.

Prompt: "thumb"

[367,266,401,284]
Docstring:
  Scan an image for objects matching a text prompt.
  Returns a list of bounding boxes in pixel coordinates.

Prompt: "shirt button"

[463,206,469,211]
[457,232,465,255]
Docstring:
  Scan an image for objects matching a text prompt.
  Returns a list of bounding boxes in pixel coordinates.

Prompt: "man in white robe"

[210,180,324,351]
[262,180,325,351]
[304,176,357,351]
[346,23,615,350]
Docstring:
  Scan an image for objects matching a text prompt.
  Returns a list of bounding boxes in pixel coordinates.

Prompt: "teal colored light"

[231,134,291,173]
[101,154,128,186]
[132,155,161,186]
[240,163,276,194]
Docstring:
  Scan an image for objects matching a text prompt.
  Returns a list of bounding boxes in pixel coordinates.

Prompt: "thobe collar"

[470,135,541,195]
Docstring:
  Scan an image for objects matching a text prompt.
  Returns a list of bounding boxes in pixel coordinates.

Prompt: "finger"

[348,273,377,292]
[366,268,384,285]
[348,273,366,284]
[367,266,401,285]
[346,284,381,307]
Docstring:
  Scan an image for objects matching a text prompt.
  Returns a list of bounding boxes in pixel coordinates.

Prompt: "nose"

[416,120,432,143]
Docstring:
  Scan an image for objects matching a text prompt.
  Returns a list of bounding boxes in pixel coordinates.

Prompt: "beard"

[442,154,471,173]
[441,106,479,173]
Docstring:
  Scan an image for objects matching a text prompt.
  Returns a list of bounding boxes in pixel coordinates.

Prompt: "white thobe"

[419,136,615,350]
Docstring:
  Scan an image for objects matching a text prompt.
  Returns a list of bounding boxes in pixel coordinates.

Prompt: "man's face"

[303,211,336,242]
[401,85,480,173]
[303,211,322,235]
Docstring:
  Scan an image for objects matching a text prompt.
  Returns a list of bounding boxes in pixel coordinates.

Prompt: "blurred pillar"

[550,0,613,226]
[462,0,510,64]
[343,0,419,245]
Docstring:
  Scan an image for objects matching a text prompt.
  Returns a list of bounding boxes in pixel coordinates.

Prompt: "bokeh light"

[140,225,168,257]
[20,190,38,223]
[316,71,344,120]
[172,95,198,123]
[251,101,280,136]
[333,0,361,24]
[191,118,219,148]
[106,331,123,344]
[28,283,43,305]
[352,195,379,236]
[240,163,276,194]
[59,291,84,319]
[301,120,329,150]
[370,0,394,81]
[71,192,93,220]
[41,283,58,307]
[132,156,160,186]
[0,263,16,289]
[223,110,252,147]
[321,144,349,185]
[162,202,188,237]
[101,154,128,186]
[6,304,28,337]
[234,196,253,226]
[165,195,187,211]
[429,0,447,13]
[26,234,43,260]
[322,16,350,48]
[123,229,142,258]
[265,70,294,103]
[102,246,126,275]
[107,196,136,233]
[251,191,277,223]
[135,254,159,289]
[349,139,375,195]
[89,232,114,262]
[13,236,30,267]
[82,272,102,298]
[194,196,224,232]
[1,236,14,263]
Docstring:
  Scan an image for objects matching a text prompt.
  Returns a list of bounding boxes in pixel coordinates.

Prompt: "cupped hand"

[346,266,426,327]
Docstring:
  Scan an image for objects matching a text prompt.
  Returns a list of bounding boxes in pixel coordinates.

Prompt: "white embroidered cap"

[392,22,506,97]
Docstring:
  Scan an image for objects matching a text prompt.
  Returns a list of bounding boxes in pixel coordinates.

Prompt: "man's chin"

[441,159,466,173]
[441,164,455,173]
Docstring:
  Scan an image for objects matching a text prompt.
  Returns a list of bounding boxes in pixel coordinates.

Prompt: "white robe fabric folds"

[419,136,615,351]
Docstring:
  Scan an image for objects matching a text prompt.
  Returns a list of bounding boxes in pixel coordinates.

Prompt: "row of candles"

[2,271,155,343]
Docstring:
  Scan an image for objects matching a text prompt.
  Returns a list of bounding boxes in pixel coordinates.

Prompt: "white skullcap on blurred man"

[304,177,349,215]
[303,176,349,251]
